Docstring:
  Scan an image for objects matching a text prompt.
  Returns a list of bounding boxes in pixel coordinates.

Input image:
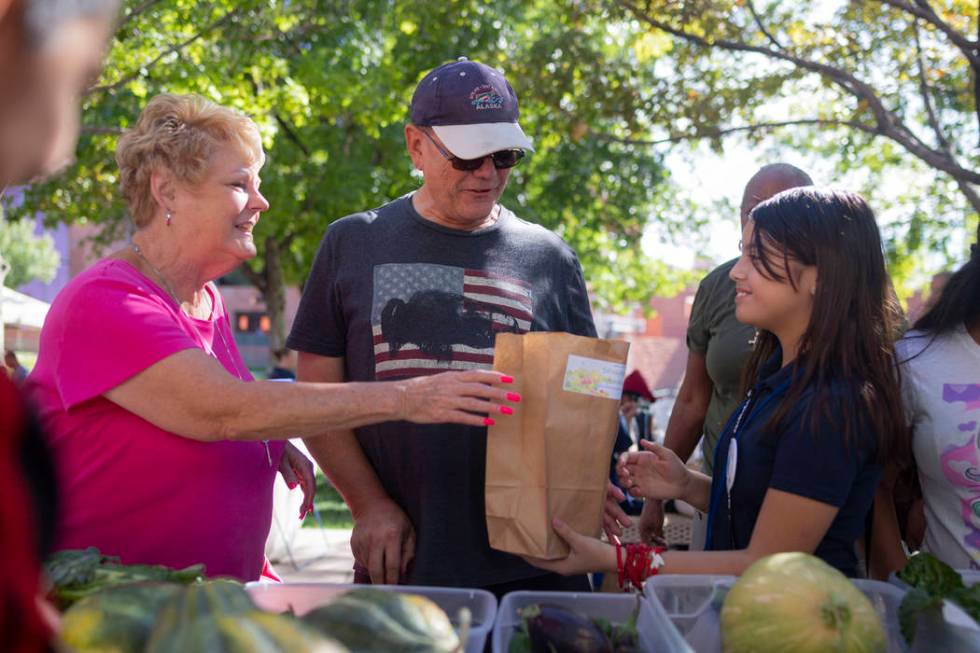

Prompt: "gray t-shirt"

[287,195,596,587]
[686,257,755,473]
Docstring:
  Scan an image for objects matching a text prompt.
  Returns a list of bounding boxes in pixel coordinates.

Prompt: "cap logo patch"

[470,84,504,110]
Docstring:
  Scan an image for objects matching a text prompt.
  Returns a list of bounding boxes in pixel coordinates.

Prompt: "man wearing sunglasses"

[288,58,597,595]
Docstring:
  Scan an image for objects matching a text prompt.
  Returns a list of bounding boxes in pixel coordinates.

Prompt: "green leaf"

[508,627,532,653]
[898,587,943,645]
[898,552,965,597]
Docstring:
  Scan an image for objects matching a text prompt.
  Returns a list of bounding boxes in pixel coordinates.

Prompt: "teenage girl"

[528,187,907,583]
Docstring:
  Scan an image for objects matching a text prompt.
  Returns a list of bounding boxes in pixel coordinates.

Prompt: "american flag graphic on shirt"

[371,263,533,379]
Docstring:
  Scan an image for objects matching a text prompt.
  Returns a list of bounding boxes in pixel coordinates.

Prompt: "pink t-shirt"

[26,259,285,581]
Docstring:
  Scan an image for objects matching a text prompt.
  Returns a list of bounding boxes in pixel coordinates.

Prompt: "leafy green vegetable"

[44,547,205,609]
[592,616,613,639]
[898,552,965,597]
[508,629,532,653]
[898,587,943,644]
[896,552,980,644]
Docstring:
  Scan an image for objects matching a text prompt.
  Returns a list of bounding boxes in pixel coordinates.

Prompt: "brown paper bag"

[485,331,630,559]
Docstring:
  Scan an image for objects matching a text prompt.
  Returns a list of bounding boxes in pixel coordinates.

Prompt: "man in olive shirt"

[638,163,813,547]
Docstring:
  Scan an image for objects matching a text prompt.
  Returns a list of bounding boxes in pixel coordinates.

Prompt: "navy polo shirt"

[706,354,882,577]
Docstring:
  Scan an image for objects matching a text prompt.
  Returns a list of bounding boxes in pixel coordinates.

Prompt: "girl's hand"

[617,439,690,502]
[278,441,316,519]
[522,518,617,576]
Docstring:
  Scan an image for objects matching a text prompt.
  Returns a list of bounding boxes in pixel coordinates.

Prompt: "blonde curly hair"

[115,93,263,228]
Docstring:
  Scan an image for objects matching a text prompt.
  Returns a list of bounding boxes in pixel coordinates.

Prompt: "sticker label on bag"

[562,355,627,399]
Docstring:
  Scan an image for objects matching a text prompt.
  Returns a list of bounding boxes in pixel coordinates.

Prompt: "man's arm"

[662,351,713,461]
[297,352,415,585]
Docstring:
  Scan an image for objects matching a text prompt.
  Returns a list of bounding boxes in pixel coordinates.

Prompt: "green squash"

[301,591,461,653]
[343,589,459,644]
[146,610,348,653]
[59,581,183,653]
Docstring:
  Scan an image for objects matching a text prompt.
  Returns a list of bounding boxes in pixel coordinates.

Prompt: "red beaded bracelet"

[617,542,666,592]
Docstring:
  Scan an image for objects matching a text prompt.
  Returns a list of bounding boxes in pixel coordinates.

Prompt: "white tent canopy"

[2,286,50,329]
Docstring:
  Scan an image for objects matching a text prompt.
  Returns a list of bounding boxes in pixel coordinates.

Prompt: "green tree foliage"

[0,205,60,289]
[9,0,686,350]
[591,0,979,291]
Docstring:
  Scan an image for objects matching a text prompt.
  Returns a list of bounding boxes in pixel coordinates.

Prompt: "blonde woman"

[26,94,517,582]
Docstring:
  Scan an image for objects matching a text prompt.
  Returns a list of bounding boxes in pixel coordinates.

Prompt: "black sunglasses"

[421,128,525,171]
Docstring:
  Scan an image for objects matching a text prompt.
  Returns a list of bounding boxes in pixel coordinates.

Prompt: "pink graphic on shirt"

[939,384,980,559]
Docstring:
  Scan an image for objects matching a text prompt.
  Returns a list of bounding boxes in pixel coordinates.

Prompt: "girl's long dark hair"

[740,188,908,464]
[913,223,980,335]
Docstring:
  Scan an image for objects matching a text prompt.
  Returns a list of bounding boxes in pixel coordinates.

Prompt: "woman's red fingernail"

[506,392,521,402]
[500,405,514,415]
[484,417,496,427]
[500,375,514,384]
[287,481,298,489]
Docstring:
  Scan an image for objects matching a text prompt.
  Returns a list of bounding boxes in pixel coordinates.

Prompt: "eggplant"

[521,604,612,653]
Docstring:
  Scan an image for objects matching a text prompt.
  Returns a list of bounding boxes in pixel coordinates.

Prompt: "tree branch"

[80,125,125,135]
[274,113,311,156]
[913,19,951,151]
[877,0,980,66]
[86,8,241,96]
[594,118,875,146]
[746,0,784,51]
[116,0,165,29]
[955,176,980,216]
[617,0,980,185]
[887,0,980,147]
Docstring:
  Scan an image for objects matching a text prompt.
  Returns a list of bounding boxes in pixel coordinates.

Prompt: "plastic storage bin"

[245,582,496,653]
[643,575,909,652]
[492,590,691,653]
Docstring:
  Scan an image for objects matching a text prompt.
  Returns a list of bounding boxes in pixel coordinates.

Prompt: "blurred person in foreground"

[0,0,120,651]
[26,93,518,584]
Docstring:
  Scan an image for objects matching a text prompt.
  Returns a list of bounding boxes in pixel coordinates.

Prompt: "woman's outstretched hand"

[396,370,520,427]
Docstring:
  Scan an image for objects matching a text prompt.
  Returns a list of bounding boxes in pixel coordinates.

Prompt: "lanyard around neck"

[705,376,792,549]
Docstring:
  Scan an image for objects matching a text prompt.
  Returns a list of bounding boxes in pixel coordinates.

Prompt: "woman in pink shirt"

[26,93,518,582]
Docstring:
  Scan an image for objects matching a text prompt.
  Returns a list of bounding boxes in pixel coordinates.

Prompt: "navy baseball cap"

[410,57,534,159]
